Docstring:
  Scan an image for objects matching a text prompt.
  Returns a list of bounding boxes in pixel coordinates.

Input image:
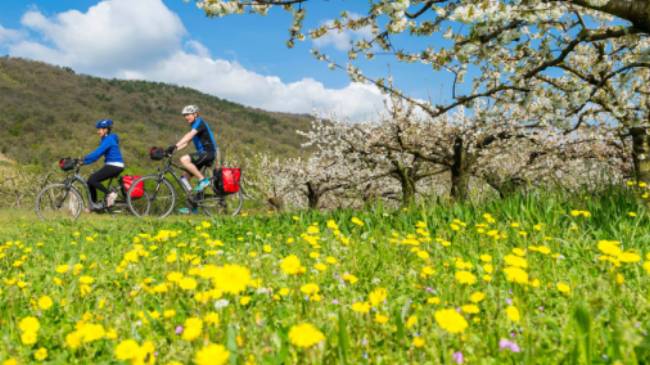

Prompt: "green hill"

[0,57,311,168]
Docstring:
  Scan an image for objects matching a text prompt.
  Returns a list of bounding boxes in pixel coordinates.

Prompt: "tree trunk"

[400,172,416,205]
[392,164,416,205]
[450,136,470,200]
[630,127,650,182]
[306,182,321,209]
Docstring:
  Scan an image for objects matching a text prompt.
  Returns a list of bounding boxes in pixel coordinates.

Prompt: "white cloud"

[11,0,185,75]
[312,14,373,51]
[119,49,386,121]
[0,24,22,43]
[0,0,386,121]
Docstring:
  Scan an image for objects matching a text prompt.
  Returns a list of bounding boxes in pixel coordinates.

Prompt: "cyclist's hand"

[76,158,84,166]
[165,145,177,155]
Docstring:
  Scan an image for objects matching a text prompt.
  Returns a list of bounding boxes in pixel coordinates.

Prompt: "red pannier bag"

[120,175,144,199]
[217,168,241,194]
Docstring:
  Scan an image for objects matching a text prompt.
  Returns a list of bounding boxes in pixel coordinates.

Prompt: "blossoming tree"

[196,0,650,180]
[297,98,626,203]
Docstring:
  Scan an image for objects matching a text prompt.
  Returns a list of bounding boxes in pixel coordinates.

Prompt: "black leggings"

[88,165,123,203]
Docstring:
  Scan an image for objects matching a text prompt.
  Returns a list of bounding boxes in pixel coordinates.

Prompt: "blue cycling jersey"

[83,134,125,166]
[191,117,217,154]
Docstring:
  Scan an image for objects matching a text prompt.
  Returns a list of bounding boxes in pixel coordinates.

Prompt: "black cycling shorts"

[190,151,215,169]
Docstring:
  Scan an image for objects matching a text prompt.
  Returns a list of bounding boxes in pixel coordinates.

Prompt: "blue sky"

[0,0,454,120]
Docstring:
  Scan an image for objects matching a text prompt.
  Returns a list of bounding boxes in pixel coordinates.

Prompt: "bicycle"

[126,149,243,218]
[35,158,149,220]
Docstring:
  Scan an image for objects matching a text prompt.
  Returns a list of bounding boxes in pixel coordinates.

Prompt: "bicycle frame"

[59,166,94,206]
[153,156,194,194]
[151,155,215,198]
[60,165,121,207]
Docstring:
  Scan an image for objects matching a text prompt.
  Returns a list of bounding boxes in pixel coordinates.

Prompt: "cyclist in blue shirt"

[82,119,125,210]
[166,105,218,195]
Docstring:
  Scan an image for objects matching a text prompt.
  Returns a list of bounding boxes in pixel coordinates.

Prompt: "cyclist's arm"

[83,137,112,165]
[175,129,198,150]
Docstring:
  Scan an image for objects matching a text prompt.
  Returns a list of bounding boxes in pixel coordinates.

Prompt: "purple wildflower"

[453,351,464,364]
[499,339,521,353]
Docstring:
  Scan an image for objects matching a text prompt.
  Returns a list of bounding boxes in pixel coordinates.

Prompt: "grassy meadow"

[0,187,649,364]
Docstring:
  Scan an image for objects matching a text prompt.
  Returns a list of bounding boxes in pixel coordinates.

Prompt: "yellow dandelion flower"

[300,283,320,296]
[556,282,571,294]
[368,288,388,307]
[194,344,230,365]
[212,264,251,295]
[19,316,40,333]
[65,331,82,349]
[342,273,358,284]
[461,304,480,314]
[503,267,529,285]
[182,318,203,341]
[616,273,625,285]
[288,323,325,348]
[205,312,220,326]
[405,315,418,329]
[455,270,477,285]
[374,313,389,324]
[483,263,494,274]
[619,252,641,263]
[351,301,371,314]
[163,309,176,319]
[434,309,468,334]
[479,254,492,262]
[79,276,94,285]
[38,296,53,311]
[597,240,622,257]
[506,305,520,322]
[34,347,48,361]
[115,339,140,361]
[179,277,198,291]
[280,255,305,275]
[504,255,528,269]
[469,292,485,303]
[21,331,38,345]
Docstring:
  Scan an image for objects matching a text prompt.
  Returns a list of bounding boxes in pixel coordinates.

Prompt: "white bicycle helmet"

[182,105,200,115]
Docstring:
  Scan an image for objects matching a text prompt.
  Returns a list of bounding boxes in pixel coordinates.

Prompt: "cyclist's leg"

[193,153,215,192]
[180,153,204,180]
[88,165,123,206]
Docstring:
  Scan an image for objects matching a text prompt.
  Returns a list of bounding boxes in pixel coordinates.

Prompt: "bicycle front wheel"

[127,176,176,218]
[35,184,84,220]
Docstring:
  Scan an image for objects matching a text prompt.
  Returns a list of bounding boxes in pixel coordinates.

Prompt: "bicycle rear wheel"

[198,189,243,217]
[35,184,83,220]
[127,176,176,218]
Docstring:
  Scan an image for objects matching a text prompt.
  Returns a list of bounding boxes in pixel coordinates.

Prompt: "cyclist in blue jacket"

[82,119,125,210]
[166,105,218,214]
[167,105,218,188]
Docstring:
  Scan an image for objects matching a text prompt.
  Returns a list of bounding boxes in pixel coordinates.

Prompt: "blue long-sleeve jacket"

[83,134,125,166]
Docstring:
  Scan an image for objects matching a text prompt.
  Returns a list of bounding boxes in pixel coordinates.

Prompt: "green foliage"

[0,58,311,171]
[0,188,649,363]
